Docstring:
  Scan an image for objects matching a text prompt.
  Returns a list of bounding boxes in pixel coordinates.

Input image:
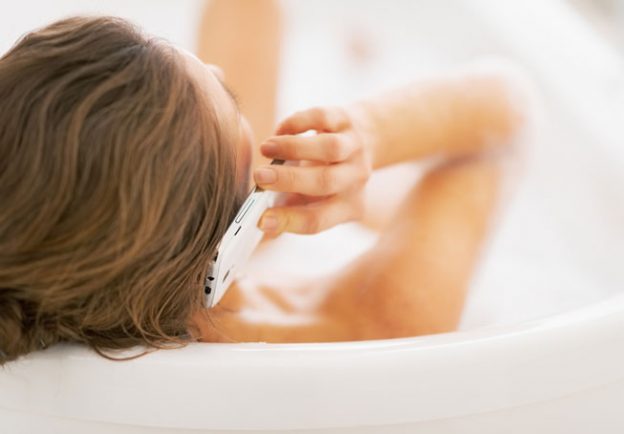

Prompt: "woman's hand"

[254,106,376,235]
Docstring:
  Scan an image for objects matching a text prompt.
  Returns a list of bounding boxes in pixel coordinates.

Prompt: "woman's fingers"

[275,106,350,135]
[258,192,365,235]
[253,161,367,196]
[260,105,374,234]
[260,133,357,163]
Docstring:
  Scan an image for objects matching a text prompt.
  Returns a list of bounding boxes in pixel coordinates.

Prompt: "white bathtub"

[1,1,624,432]
[1,295,623,434]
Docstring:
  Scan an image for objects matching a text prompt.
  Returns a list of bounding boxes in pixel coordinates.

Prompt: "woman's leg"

[196,0,283,168]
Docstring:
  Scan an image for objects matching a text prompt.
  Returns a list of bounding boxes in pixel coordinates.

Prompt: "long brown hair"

[0,16,241,364]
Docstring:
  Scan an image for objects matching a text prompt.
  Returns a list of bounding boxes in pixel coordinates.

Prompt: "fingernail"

[260,142,278,156]
[254,167,277,184]
[259,214,279,231]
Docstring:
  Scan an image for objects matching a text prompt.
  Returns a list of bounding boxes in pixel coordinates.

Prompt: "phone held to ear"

[204,159,284,308]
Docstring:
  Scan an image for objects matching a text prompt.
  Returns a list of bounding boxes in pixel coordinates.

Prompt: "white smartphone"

[203,159,284,308]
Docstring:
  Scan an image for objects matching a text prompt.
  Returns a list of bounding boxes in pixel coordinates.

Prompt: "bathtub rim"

[1,291,623,431]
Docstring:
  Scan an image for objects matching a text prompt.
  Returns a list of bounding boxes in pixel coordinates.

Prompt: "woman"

[0,3,527,363]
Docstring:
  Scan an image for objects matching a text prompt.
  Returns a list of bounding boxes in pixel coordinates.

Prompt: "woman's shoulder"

[193,275,359,343]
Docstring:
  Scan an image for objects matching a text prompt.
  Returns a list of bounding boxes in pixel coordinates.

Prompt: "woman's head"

[0,16,250,364]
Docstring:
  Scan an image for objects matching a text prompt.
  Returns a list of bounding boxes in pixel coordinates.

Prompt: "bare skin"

[189,1,527,343]
[196,0,282,173]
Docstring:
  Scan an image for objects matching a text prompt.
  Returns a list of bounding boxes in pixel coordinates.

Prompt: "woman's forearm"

[351,66,528,169]
[255,63,530,235]
[197,0,282,146]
